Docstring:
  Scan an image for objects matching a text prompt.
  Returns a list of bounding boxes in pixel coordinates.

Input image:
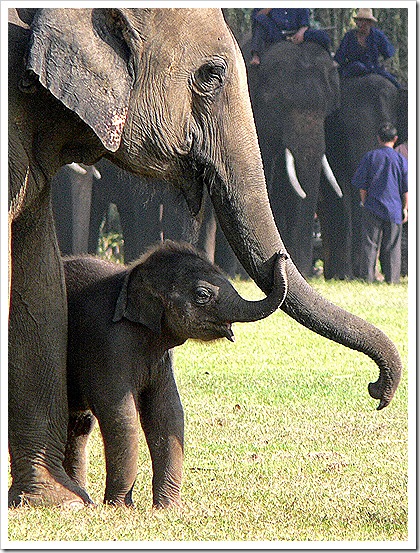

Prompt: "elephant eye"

[192,59,227,97]
[194,286,214,305]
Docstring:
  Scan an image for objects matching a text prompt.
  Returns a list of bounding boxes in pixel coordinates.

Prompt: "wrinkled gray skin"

[321,74,407,279]
[63,241,288,508]
[9,8,402,508]
[244,40,341,278]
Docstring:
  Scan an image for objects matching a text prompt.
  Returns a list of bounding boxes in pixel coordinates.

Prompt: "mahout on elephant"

[249,8,332,67]
[63,241,288,508]
[321,73,408,280]
[9,8,402,508]
[334,8,401,89]
[243,38,343,278]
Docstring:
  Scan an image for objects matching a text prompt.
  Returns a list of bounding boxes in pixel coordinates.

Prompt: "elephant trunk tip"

[367,361,402,410]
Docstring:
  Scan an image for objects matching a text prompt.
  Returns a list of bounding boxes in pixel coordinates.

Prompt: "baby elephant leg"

[95,394,139,507]
[63,410,96,489]
[140,354,184,509]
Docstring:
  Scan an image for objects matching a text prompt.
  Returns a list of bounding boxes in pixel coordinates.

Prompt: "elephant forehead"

[148,9,236,59]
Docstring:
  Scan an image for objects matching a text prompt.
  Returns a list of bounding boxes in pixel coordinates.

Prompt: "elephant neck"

[158,325,186,350]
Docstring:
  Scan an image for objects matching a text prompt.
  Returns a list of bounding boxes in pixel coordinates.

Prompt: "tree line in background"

[222,8,408,86]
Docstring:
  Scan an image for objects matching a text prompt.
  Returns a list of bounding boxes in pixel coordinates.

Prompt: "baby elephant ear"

[113,269,164,334]
[26,8,135,152]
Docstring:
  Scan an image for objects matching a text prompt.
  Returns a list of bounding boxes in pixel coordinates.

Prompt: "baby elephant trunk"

[225,252,288,324]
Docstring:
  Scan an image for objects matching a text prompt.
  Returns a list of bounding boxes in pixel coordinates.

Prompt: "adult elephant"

[244,39,343,278]
[321,74,408,279]
[9,8,401,508]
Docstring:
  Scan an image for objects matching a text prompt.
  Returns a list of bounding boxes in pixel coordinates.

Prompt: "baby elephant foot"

[152,490,182,510]
[104,487,135,507]
[153,499,183,510]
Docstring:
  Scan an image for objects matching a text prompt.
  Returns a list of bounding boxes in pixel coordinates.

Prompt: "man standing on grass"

[352,122,408,284]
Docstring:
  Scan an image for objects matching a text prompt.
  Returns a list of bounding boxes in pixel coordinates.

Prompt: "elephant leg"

[120,196,162,262]
[63,411,96,489]
[139,354,184,509]
[9,191,92,507]
[71,172,93,254]
[94,393,139,507]
[288,199,318,278]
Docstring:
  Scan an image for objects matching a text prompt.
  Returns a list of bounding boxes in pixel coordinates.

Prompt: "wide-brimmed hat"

[354,8,378,22]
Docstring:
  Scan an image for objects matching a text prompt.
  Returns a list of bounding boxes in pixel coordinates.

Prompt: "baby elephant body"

[63,241,287,508]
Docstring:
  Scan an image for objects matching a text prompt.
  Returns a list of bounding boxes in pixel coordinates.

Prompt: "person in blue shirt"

[352,123,408,283]
[250,8,331,66]
[334,8,401,88]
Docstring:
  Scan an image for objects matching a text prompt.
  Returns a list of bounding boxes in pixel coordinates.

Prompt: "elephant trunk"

[205,43,401,409]
[220,252,288,331]
[209,123,400,409]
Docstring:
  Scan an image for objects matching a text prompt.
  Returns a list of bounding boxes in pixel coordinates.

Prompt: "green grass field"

[7,277,410,544]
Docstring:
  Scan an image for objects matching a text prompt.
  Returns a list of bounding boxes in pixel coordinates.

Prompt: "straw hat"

[354,8,378,22]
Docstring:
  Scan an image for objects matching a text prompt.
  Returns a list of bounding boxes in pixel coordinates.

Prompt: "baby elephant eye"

[194,286,213,305]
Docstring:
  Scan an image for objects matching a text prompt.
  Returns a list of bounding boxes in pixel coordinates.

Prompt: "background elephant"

[51,163,101,255]
[52,159,194,262]
[320,74,408,279]
[9,8,402,508]
[63,241,287,508]
[243,39,342,278]
[53,163,242,277]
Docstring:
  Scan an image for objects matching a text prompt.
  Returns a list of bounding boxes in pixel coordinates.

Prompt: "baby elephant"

[63,240,287,508]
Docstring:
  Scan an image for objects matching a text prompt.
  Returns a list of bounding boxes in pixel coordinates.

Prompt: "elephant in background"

[243,39,343,278]
[321,74,408,280]
[51,163,101,256]
[63,241,287,508]
[52,158,195,262]
[9,8,402,508]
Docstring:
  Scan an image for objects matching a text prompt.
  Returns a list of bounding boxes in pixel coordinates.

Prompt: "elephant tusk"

[285,148,306,199]
[67,162,88,175]
[67,162,101,179]
[322,155,343,198]
[92,166,102,180]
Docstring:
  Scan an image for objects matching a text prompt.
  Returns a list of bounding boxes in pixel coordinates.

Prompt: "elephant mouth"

[221,323,235,342]
[196,322,235,343]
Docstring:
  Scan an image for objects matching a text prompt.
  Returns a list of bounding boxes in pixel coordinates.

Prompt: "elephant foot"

[8,465,93,508]
[152,493,182,510]
[104,486,135,507]
[153,499,183,510]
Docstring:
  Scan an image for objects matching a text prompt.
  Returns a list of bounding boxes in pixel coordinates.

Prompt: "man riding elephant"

[250,8,331,66]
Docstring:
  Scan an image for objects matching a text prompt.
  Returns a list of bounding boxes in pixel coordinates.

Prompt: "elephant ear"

[26,8,141,152]
[113,267,164,334]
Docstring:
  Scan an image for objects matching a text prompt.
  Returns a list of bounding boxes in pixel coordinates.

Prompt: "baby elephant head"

[113,241,288,343]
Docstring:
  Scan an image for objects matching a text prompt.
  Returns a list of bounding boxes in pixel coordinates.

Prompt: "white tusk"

[92,166,102,180]
[67,162,88,175]
[285,148,306,199]
[322,155,343,197]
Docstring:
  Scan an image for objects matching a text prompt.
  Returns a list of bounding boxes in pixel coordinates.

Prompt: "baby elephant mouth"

[199,322,235,343]
[221,323,235,342]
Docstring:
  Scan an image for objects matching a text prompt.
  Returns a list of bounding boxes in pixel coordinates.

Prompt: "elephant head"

[113,241,288,344]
